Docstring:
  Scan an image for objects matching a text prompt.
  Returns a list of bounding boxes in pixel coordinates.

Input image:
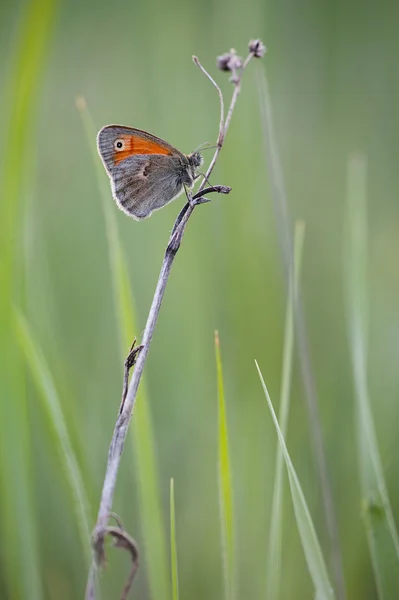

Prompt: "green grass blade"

[78,100,170,600]
[257,65,345,600]
[0,1,57,598]
[14,309,92,564]
[345,154,399,597]
[170,478,179,600]
[266,220,305,600]
[215,330,235,600]
[256,362,335,600]
[1,0,57,261]
[75,97,135,342]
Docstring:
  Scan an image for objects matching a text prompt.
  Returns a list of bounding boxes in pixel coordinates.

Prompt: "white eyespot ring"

[114,139,125,151]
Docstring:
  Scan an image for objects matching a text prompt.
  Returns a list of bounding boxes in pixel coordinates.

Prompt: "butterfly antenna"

[192,141,217,153]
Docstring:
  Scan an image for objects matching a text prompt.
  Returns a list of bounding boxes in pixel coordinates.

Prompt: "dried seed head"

[216,48,243,72]
[228,52,243,71]
[248,39,267,58]
[217,52,232,72]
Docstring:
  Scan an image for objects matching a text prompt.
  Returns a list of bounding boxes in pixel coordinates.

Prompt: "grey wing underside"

[110,154,184,220]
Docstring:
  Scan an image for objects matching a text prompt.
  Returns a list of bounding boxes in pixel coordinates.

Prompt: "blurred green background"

[1,0,399,598]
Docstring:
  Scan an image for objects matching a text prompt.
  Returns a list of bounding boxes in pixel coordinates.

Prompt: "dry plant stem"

[85,53,254,600]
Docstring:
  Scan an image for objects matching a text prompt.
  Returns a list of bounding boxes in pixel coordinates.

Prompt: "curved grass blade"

[256,362,335,600]
[78,100,170,600]
[266,220,305,600]
[345,154,399,598]
[215,330,235,600]
[170,478,179,600]
[14,309,92,564]
[257,65,346,600]
[0,1,57,598]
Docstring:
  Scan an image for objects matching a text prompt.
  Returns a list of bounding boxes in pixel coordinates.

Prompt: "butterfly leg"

[168,187,194,252]
[194,171,218,191]
[171,202,190,235]
[170,184,196,236]
[184,184,194,205]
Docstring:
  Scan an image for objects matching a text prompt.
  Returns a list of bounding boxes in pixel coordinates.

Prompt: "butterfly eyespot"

[115,139,125,151]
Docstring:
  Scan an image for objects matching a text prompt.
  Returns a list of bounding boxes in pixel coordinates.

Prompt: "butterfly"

[97,125,203,220]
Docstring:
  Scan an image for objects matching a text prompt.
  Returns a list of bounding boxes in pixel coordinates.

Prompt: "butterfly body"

[97,125,203,220]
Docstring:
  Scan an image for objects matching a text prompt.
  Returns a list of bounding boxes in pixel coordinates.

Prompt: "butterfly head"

[184,151,203,184]
[188,151,203,170]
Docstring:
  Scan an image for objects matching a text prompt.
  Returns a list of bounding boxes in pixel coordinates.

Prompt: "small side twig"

[108,527,139,600]
[192,55,224,147]
[92,521,139,600]
[86,41,264,599]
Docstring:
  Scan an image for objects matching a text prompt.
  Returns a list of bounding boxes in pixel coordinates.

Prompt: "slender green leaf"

[170,478,179,600]
[78,100,170,600]
[0,1,57,598]
[257,64,345,600]
[256,362,334,600]
[215,330,235,600]
[14,309,92,564]
[266,220,305,600]
[345,153,399,598]
[1,0,57,261]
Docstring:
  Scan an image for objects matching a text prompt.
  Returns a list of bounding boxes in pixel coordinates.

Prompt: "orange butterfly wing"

[114,134,173,165]
[97,125,183,175]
